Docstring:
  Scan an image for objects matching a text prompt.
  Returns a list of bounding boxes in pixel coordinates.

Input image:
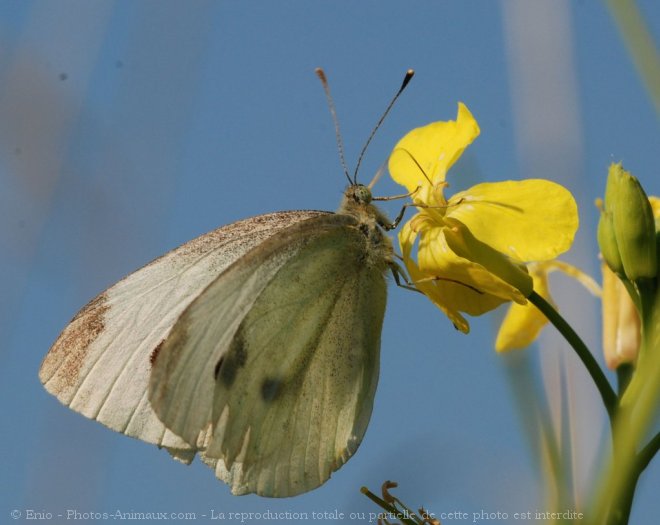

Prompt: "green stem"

[594,279,660,525]
[637,431,660,473]
[604,431,659,525]
[528,291,618,421]
[616,364,633,398]
[610,471,638,525]
[611,432,660,524]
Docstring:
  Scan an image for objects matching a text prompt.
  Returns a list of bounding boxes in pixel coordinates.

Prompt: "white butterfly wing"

[149,214,387,496]
[39,211,327,452]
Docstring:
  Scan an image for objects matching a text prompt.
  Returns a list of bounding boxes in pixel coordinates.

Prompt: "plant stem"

[528,291,618,421]
[637,431,660,473]
[612,432,660,524]
[603,420,659,525]
[616,364,633,398]
[594,280,660,525]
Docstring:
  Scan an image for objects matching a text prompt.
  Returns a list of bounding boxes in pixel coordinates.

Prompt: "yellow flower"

[495,261,601,352]
[389,103,579,332]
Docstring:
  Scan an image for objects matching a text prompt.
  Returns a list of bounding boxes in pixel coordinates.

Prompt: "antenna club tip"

[315,67,327,82]
[401,69,415,89]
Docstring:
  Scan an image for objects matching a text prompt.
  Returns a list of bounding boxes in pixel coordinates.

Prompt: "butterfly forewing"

[41,177,395,498]
[39,211,328,451]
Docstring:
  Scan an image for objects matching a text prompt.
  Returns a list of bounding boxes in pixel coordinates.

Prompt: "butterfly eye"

[351,185,372,204]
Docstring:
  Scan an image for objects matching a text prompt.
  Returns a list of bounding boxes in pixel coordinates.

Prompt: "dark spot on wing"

[261,377,282,402]
[218,329,247,387]
[149,339,165,366]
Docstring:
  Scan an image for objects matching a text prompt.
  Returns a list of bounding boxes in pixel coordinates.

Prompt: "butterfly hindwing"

[148,214,388,496]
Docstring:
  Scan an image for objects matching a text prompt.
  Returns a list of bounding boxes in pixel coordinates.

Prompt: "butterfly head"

[345,184,372,205]
[339,183,392,234]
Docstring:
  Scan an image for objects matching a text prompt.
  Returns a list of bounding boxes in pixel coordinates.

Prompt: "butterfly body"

[40,184,394,497]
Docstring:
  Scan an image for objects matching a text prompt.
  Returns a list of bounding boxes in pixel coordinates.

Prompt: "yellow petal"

[495,265,553,352]
[447,179,578,261]
[417,223,532,301]
[429,277,509,317]
[602,263,641,369]
[406,260,473,333]
[649,195,660,219]
[398,221,471,332]
[398,215,420,262]
[389,102,480,194]
[649,195,660,231]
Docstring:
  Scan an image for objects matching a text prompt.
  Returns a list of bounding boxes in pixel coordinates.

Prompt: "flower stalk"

[598,279,659,524]
[527,291,618,421]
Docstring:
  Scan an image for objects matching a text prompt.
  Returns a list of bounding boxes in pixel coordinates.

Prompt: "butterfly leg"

[388,261,423,294]
[388,203,413,231]
[377,203,414,231]
[411,275,484,294]
[390,256,484,295]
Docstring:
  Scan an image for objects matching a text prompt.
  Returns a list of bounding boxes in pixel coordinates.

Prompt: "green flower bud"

[597,204,624,275]
[603,163,622,207]
[609,163,657,281]
[598,167,625,274]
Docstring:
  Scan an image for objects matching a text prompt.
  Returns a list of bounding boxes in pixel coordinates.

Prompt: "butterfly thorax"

[338,184,393,270]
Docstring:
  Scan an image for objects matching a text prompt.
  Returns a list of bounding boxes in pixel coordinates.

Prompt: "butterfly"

[39,69,414,497]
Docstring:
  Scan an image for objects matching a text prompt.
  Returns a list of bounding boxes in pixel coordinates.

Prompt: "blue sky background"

[1,2,659,524]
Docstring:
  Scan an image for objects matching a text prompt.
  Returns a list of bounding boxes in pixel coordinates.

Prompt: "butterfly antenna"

[392,146,433,186]
[315,68,352,185]
[353,69,415,182]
